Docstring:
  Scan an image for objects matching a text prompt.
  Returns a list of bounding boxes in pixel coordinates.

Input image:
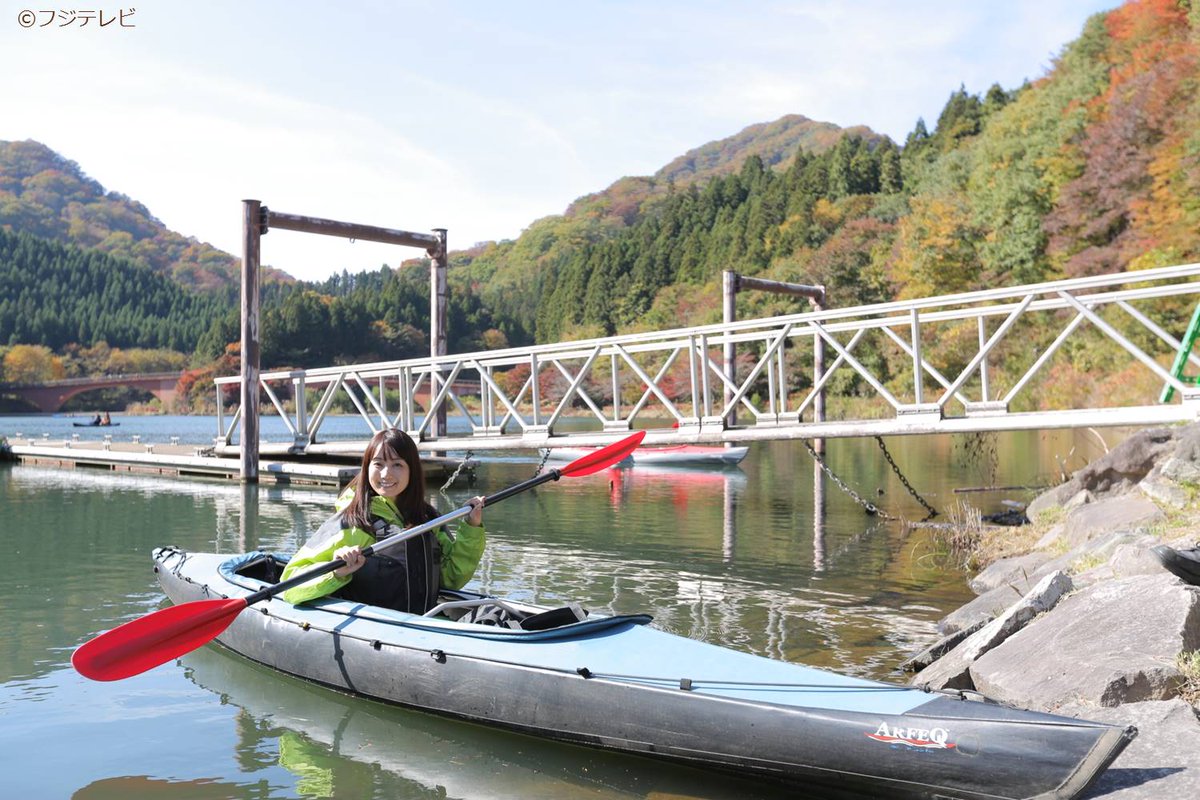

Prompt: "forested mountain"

[193,267,501,367]
[0,228,229,352]
[0,140,291,291]
[654,114,883,185]
[2,0,1198,399]
[462,0,1200,347]
[0,223,498,376]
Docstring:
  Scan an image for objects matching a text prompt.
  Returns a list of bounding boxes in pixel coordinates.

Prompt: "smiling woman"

[278,428,487,612]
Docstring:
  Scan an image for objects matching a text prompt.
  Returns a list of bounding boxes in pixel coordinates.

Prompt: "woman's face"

[368,444,410,500]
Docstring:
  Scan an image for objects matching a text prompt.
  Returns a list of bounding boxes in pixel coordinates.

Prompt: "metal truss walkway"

[214,262,1200,454]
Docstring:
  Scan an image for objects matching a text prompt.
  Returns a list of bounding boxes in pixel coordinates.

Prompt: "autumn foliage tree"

[2,344,65,383]
[4,0,1200,420]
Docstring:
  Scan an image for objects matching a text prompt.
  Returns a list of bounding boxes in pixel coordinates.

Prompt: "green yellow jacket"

[279,492,485,606]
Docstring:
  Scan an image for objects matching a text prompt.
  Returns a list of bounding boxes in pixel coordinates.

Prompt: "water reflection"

[1,452,956,683]
[813,468,826,572]
[605,462,829,573]
[72,775,272,800]
[239,482,260,554]
[0,467,332,685]
[178,644,798,800]
[0,429,1121,799]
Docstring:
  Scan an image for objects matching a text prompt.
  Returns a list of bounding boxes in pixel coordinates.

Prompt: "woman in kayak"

[279,428,485,613]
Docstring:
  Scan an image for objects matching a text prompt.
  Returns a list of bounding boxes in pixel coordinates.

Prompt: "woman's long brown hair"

[340,428,433,533]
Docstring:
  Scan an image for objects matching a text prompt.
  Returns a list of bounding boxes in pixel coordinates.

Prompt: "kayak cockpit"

[214,550,652,641]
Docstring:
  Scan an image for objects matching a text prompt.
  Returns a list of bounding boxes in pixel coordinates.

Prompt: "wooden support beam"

[265,210,441,251]
[240,199,263,483]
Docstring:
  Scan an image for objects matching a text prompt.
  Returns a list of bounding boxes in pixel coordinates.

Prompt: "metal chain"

[802,439,898,520]
[533,447,552,476]
[875,436,939,519]
[438,450,475,498]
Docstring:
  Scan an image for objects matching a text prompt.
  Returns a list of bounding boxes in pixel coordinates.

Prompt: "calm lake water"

[0,415,1117,799]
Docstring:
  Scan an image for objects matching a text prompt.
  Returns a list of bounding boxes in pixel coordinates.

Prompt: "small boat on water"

[544,444,749,467]
[631,444,748,466]
[72,422,120,427]
[153,547,1135,800]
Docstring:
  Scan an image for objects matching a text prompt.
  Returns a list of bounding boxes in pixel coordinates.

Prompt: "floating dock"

[3,437,467,489]
[4,436,359,486]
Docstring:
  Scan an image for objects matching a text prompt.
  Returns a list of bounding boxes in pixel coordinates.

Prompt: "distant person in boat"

[92,413,102,426]
[101,411,111,426]
[279,428,486,613]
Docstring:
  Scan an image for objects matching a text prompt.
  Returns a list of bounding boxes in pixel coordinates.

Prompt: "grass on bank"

[929,484,1200,575]
[1178,651,1200,706]
[919,501,1060,572]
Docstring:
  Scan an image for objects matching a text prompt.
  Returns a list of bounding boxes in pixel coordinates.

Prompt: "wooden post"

[430,229,448,440]
[724,271,827,450]
[722,270,737,428]
[240,199,263,483]
[233,207,444,454]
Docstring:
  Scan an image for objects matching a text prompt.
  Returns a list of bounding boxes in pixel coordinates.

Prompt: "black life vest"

[336,518,443,613]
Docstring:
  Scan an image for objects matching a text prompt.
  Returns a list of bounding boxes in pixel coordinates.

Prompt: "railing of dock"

[214,262,1200,452]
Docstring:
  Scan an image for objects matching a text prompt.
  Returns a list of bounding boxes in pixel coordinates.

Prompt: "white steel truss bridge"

[214,262,1200,454]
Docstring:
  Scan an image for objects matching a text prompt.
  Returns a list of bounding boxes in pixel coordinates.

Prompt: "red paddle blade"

[72,597,247,681]
[561,430,646,477]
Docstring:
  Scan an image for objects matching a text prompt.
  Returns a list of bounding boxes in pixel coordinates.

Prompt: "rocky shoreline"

[905,424,1200,798]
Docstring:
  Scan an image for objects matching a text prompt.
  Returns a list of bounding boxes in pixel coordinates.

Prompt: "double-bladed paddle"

[72,430,646,681]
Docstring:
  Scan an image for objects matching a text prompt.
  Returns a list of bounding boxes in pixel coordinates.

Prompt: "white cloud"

[0,0,1118,282]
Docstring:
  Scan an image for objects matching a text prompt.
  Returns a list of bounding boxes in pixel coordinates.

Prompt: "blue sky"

[1,1,1117,282]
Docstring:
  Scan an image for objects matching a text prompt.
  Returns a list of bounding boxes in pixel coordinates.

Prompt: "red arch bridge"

[0,372,183,412]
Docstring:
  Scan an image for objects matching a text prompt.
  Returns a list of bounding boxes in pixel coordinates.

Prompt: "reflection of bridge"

[0,372,182,412]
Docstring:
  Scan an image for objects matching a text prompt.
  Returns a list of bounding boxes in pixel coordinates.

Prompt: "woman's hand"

[332,545,366,577]
[466,496,485,527]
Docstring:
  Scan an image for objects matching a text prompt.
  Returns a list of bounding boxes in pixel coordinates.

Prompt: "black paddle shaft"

[482,468,561,506]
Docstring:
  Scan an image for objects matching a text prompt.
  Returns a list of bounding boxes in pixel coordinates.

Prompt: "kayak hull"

[153,548,1134,800]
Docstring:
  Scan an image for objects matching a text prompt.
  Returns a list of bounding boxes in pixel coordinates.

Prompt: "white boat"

[543,444,748,467]
[632,444,748,466]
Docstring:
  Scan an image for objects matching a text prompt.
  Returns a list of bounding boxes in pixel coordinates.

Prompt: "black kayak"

[1152,545,1200,585]
[72,422,120,427]
[153,548,1137,800]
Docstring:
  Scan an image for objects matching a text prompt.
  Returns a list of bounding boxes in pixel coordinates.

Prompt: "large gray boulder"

[970,574,1200,711]
[1074,535,1171,584]
[1060,700,1200,799]
[1160,422,1200,484]
[943,531,1149,634]
[969,551,1057,595]
[898,620,986,674]
[1028,428,1176,519]
[1064,531,1161,592]
[939,580,1031,635]
[1062,496,1163,549]
[914,571,1074,691]
[942,549,1078,634]
[1138,472,1191,508]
